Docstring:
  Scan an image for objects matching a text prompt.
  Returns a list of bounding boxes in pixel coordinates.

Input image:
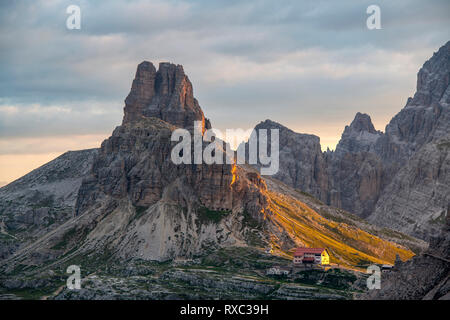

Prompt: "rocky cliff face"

[327,113,385,217]
[366,41,450,238]
[331,39,449,223]
[123,61,211,133]
[249,120,329,203]
[253,41,450,240]
[248,113,386,218]
[369,41,450,174]
[368,135,450,239]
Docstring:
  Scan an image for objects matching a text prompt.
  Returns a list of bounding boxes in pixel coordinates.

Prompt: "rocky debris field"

[0,247,366,300]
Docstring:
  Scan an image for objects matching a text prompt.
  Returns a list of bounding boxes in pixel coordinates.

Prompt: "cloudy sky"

[0,0,449,185]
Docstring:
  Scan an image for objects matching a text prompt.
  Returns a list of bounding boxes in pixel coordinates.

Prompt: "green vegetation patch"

[241,210,261,229]
[294,268,357,291]
[437,141,450,150]
[431,210,447,225]
[196,206,231,225]
[50,227,79,250]
[134,206,149,220]
[199,247,289,275]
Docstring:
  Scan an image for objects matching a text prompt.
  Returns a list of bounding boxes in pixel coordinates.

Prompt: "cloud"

[0,134,107,155]
[0,0,449,172]
[0,100,122,138]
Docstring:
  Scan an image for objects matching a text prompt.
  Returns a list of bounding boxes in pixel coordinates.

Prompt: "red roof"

[294,248,325,256]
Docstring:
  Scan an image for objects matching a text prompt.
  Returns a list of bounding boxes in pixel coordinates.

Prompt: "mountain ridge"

[251,41,450,240]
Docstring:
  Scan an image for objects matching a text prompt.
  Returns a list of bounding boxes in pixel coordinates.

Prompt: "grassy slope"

[265,189,415,269]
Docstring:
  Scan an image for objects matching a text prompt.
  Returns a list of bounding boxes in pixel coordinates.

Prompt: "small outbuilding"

[266,266,290,276]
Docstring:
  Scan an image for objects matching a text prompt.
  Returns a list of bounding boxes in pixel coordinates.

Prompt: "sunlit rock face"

[123,61,211,133]
[368,136,450,240]
[78,60,268,219]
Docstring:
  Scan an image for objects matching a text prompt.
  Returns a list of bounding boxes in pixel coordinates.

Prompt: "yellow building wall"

[321,251,330,265]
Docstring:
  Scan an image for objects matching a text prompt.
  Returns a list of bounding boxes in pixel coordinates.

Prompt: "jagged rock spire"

[347,112,377,134]
[334,112,381,155]
[123,61,211,133]
[123,61,157,123]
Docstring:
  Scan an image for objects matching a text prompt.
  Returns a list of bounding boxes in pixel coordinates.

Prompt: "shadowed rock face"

[0,60,270,264]
[0,149,98,260]
[409,41,450,108]
[334,112,382,156]
[368,136,450,239]
[123,61,211,133]
[1,58,422,268]
[364,42,450,238]
[375,41,450,163]
[327,113,384,217]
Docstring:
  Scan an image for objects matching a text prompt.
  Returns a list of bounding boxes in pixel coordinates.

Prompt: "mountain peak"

[254,119,319,139]
[123,61,211,133]
[347,112,377,134]
[255,119,289,131]
[334,112,381,156]
[137,60,156,71]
